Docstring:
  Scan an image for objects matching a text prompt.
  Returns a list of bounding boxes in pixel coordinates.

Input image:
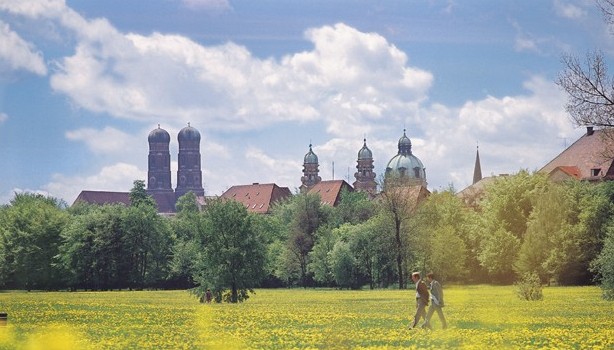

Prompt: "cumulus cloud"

[0,21,47,75]
[65,127,137,154]
[3,0,431,138]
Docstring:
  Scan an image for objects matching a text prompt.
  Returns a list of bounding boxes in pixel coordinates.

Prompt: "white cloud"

[44,162,145,204]
[553,0,587,20]
[0,21,47,75]
[0,112,7,123]
[17,7,431,137]
[65,127,137,155]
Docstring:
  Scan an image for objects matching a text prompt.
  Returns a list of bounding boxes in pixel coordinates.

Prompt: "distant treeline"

[1,173,613,300]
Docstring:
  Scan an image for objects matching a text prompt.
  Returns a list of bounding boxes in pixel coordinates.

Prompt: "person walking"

[422,272,447,330]
[410,272,429,328]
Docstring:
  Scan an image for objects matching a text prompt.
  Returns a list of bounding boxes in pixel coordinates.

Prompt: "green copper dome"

[304,144,318,164]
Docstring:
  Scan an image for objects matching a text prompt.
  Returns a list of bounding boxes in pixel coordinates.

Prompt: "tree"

[329,241,357,289]
[59,204,126,290]
[475,171,548,283]
[284,193,332,287]
[169,192,202,288]
[123,180,172,289]
[592,224,614,300]
[410,191,474,283]
[194,199,266,303]
[0,193,68,290]
[378,176,426,289]
[556,1,614,141]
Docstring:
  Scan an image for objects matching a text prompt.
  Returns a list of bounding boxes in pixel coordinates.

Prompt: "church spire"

[473,144,482,185]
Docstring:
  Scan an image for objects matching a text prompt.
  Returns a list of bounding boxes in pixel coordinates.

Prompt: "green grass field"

[0,286,613,349]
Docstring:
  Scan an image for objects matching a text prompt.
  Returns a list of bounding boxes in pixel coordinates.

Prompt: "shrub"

[515,272,543,301]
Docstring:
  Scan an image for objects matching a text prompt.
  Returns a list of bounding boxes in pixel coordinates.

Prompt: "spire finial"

[157,123,160,129]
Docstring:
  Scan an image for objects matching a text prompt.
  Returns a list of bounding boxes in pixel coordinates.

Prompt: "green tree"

[122,180,172,289]
[592,224,614,300]
[378,177,425,289]
[308,227,337,286]
[282,193,332,287]
[169,192,202,288]
[329,240,357,289]
[0,193,68,290]
[195,199,266,303]
[411,191,473,282]
[476,171,547,283]
[334,189,376,225]
[59,204,126,290]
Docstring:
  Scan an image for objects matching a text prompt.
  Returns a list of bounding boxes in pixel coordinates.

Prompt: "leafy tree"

[329,240,357,289]
[194,199,266,303]
[378,176,426,289]
[334,189,376,225]
[478,227,520,283]
[592,224,614,300]
[411,191,474,282]
[0,193,68,290]
[169,192,202,288]
[476,171,547,283]
[122,180,172,289]
[284,193,332,287]
[308,227,337,286]
[59,204,126,290]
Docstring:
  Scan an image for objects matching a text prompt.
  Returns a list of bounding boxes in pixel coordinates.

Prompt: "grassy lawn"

[0,285,612,349]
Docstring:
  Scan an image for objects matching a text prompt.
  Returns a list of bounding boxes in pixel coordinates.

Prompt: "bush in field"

[516,272,543,301]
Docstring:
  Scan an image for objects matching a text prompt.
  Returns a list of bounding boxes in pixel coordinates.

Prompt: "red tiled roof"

[307,180,353,206]
[550,166,581,179]
[540,129,614,181]
[220,183,292,213]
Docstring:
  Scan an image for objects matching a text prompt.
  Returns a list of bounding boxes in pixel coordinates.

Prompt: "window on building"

[592,168,601,177]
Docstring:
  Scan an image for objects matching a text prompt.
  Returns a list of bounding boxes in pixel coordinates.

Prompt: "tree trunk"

[395,219,404,289]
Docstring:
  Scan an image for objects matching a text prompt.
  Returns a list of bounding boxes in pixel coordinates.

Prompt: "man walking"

[410,272,429,328]
[422,272,447,330]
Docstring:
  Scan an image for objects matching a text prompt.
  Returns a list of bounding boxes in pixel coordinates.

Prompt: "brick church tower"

[147,125,173,194]
[300,143,321,193]
[353,138,377,195]
[175,123,204,199]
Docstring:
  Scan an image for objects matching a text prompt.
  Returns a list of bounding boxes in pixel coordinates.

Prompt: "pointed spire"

[473,143,482,185]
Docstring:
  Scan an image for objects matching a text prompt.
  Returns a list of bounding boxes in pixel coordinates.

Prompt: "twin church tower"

[147,124,204,200]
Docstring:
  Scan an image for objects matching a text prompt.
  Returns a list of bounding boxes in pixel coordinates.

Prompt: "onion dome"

[398,129,412,155]
[358,138,373,160]
[178,123,201,142]
[304,144,318,164]
[148,124,170,143]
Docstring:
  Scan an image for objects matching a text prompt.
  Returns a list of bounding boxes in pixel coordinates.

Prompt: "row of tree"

[1,175,613,300]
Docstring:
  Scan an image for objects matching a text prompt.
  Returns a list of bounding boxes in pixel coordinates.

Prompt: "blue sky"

[0,0,608,204]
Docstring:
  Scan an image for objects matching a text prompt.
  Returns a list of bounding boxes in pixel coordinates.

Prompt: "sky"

[0,0,610,205]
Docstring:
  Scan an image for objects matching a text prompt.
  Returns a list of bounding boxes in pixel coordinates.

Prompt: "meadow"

[0,286,612,349]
